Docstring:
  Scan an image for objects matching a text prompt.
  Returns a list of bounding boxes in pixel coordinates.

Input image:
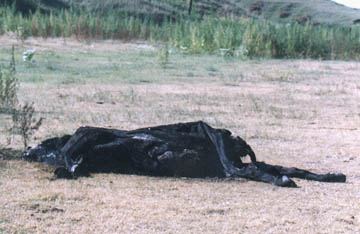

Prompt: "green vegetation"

[0,46,17,114]
[1,4,360,60]
[10,102,43,149]
[0,47,42,150]
[157,44,170,68]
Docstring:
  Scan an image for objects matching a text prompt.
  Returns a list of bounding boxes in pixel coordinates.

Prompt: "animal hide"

[23,121,346,187]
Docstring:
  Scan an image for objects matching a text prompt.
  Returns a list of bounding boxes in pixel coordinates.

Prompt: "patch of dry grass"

[1,36,360,233]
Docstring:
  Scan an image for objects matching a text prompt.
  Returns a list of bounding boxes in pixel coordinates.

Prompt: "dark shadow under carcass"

[23,121,346,187]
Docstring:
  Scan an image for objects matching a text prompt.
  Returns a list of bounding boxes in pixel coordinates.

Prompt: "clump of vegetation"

[0,46,42,150]
[157,44,170,68]
[0,46,17,114]
[10,102,43,149]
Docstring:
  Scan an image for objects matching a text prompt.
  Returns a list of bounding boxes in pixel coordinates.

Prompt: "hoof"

[54,167,73,179]
[279,176,297,188]
[323,173,346,183]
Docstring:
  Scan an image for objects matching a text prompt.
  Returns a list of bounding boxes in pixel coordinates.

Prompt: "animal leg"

[233,163,298,187]
[272,164,346,182]
[253,161,346,183]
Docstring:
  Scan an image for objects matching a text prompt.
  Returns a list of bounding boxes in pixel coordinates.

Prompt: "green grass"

[0,45,241,87]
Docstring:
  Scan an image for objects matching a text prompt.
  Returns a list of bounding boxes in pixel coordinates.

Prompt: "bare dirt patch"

[0,34,155,52]
[0,37,359,233]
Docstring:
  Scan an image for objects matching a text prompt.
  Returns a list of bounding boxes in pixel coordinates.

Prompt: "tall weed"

[0,46,17,114]
[0,46,42,150]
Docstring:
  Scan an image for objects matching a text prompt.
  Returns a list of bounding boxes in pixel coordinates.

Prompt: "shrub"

[0,46,17,114]
[279,12,290,18]
[295,15,312,25]
[10,102,43,149]
[249,2,264,13]
[0,46,42,150]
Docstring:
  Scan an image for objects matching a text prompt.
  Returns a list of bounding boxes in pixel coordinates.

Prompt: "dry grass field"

[0,36,359,233]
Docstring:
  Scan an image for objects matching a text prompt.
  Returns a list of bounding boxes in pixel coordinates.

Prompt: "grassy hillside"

[4,0,360,26]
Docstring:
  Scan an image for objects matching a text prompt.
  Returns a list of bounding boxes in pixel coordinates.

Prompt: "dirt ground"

[0,35,359,233]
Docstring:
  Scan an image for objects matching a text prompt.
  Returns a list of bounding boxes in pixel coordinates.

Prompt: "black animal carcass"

[23,121,346,187]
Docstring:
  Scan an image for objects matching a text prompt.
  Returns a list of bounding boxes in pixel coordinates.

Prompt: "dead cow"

[23,121,346,187]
